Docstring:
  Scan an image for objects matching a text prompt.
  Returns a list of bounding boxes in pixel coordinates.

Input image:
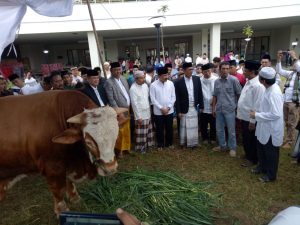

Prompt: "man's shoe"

[259,175,274,183]
[212,146,224,152]
[168,145,175,150]
[202,140,209,145]
[251,167,262,174]
[241,160,254,167]
[229,150,236,157]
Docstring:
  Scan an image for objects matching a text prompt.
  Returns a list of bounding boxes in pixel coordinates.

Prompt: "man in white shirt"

[199,53,209,65]
[150,67,176,150]
[145,66,154,87]
[71,67,83,85]
[261,54,281,86]
[276,50,300,149]
[250,67,284,182]
[130,70,154,153]
[24,71,38,86]
[174,55,182,69]
[185,53,192,63]
[195,64,203,78]
[237,60,265,167]
[8,73,44,95]
[200,63,218,144]
[237,60,245,74]
[195,54,201,65]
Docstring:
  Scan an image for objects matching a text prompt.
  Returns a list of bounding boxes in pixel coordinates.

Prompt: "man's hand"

[212,111,216,118]
[277,50,283,62]
[25,72,31,79]
[137,119,143,126]
[249,110,256,119]
[248,122,255,131]
[288,50,298,60]
[178,113,184,118]
[160,107,169,115]
[116,208,141,225]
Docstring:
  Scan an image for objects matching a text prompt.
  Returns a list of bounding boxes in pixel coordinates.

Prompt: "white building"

[2,0,300,72]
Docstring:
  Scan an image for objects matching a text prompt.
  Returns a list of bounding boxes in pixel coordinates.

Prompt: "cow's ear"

[52,128,82,144]
[67,112,84,124]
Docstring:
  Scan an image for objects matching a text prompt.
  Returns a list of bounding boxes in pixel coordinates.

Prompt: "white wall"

[19,0,300,34]
[105,40,119,62]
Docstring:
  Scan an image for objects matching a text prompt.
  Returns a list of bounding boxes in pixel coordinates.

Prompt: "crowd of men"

[1,50,300,183]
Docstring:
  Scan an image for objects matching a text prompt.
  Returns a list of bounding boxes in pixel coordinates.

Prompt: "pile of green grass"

[80,170,220,225]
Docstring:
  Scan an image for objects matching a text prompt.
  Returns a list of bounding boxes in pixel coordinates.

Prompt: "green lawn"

[0,144,300,225]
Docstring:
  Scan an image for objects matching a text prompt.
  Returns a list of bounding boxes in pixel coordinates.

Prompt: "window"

[67,49,91,66]
[220,36,269,60]
[174,42,188,57]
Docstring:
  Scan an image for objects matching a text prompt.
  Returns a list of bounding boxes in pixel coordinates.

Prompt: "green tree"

[242,25,254,60]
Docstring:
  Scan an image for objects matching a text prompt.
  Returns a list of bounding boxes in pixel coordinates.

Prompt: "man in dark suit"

[175,62,204,148]
[81,69,108,107]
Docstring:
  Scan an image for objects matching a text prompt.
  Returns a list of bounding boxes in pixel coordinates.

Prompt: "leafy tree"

[242,25,254,60]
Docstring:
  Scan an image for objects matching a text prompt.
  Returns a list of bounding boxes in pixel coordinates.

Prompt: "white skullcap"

[259,67,276,79]
[71,66,77,70]
[134,70,144,79]
[294,60,300,72]
[104,62,110,66]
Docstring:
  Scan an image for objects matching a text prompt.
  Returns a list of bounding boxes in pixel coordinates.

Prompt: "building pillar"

[192,33,201,63]
[201,29,209,56]
[210,24,221,62]
[87,31,105,69]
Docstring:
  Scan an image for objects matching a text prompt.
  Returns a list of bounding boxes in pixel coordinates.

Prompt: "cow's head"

[52,106,128,176]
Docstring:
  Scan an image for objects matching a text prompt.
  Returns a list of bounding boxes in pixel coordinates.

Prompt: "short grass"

[0,143,300,225]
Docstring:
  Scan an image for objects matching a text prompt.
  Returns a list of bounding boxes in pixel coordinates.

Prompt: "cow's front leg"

[66,179,80,203]
[0,178,9,201]
[45,175,69,217]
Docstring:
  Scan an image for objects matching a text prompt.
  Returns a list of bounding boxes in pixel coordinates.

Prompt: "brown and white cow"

[0,90,126,215]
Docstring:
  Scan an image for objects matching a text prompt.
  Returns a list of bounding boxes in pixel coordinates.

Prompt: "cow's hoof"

[70,195,81,204]
[55,201,69,218]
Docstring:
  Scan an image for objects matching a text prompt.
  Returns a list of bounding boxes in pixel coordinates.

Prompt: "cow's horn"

[114,108,128,115]
[67,113,84,124]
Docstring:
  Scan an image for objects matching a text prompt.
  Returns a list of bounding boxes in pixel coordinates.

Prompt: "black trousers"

[241,120,258,164]
[257,138,280,180]
[154,114,173,147]
[200,113,216,141]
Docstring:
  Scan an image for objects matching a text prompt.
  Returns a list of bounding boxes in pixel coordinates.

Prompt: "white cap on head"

[104,62,110,66]
[259,67,276,79]
[186,53,189,56]
[133,70,144,79]
[294,60,300,72]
